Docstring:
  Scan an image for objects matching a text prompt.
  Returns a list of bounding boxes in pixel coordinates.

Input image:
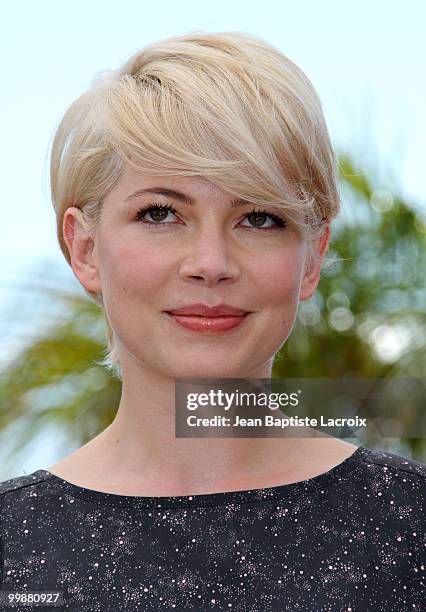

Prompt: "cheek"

[255,247,305,307]
[97,235,170,308]
[255,247,306,353]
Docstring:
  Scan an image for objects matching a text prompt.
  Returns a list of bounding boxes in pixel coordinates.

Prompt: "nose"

[178,225,241,286]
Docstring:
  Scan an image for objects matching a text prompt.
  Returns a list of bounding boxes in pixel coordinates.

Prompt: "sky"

[0,0,425,472]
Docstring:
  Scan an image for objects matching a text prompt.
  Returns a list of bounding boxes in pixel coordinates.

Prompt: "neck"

[77,353,354,495]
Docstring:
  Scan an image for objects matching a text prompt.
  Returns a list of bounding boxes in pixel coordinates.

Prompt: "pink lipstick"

[165,303,251,333]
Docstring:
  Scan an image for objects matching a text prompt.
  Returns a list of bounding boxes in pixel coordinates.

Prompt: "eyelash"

[134,202,287,230]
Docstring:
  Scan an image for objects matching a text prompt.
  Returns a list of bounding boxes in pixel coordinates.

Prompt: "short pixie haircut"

[50,30,340,381]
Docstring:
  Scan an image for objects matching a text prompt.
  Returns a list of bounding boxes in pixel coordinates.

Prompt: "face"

[64,166,329,379]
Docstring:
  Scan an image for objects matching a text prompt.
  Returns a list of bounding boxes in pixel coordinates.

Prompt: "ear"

[63,207,102,294]
[299,224,330,301]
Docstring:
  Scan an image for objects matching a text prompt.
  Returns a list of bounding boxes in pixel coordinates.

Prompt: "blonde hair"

[50,30,340,381]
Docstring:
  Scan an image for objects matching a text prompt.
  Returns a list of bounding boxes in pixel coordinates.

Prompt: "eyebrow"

[124,187,252,208]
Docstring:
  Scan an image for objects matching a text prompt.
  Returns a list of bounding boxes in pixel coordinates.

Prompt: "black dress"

[0,445,424,611]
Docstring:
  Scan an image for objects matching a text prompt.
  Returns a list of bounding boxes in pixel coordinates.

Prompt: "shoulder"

[362,447,426,478]
[352,447,425,514]
[365,450,426,479]
[324,446,425,516]
[0,470,51,505]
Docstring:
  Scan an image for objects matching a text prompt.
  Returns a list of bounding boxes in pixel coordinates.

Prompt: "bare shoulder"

[46,428,112,486]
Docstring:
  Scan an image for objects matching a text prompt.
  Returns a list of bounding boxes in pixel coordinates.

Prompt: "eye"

[134,203,178,224]
[134,203,287,230]
[240,208,287,230]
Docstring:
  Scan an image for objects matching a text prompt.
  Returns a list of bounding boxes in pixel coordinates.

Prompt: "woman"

[0,31,424,611]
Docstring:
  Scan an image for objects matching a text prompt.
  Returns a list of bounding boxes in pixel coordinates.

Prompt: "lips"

[165,303,251,333]
[167,303,249,317]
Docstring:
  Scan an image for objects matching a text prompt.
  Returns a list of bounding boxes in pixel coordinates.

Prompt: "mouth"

[164,311,251,333]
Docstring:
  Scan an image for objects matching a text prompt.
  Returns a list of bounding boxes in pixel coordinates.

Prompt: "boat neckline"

[31,445,372,509]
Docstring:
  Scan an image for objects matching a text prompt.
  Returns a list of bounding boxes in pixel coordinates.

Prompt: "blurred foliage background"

[0,152,425,478]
